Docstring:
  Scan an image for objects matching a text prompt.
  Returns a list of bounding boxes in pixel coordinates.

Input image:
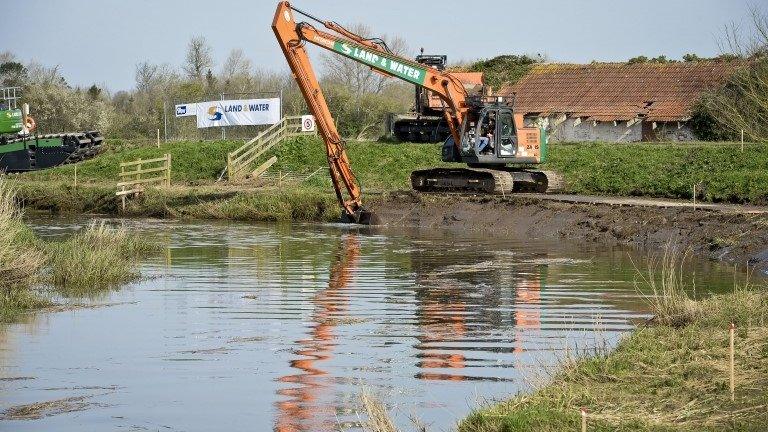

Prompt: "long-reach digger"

[272,2,549,224]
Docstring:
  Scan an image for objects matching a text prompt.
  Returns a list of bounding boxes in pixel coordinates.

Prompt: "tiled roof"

[504,62,741,122]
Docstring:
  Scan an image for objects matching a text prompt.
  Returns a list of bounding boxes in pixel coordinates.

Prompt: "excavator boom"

[272,2,473,223]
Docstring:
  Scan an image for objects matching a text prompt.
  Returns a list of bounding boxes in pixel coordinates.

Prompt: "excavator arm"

[272,1,470,223]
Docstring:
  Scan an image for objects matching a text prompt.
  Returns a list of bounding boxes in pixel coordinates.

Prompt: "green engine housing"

[0,109,23,134]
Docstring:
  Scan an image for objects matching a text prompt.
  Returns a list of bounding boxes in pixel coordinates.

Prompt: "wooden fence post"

[580,408,588,432]
[166,153,172,187]
[227,153,233,181]
[730,322,736,401]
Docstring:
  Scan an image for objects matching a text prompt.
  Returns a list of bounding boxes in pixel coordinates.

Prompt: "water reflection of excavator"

[275,234,360,432]
[414,280,468,381]
[513,270,542,355]
[411,252,544,381]
[273,2,549,224]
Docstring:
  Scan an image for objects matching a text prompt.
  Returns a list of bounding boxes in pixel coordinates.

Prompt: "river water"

[0,218,739,431]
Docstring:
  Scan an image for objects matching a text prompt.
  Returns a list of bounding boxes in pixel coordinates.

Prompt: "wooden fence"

[116,154,172,209]
[226,116,316,182]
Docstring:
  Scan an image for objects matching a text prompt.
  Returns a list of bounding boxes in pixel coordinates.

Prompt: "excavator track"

[0,131,104,172]
[411,167,548,194]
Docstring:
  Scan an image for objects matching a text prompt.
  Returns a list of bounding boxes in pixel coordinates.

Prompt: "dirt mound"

[370,191,768,273]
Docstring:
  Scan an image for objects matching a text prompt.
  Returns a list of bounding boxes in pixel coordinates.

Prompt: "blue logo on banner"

[176,105,187,116]
[207,106,223,121]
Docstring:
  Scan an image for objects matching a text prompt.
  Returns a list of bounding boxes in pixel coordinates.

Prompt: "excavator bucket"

[341,208,380,225]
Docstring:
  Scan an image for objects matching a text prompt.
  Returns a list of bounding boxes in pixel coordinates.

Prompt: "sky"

[2,0,764,92]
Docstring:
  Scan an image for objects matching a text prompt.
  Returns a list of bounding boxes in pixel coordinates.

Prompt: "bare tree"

[320,23,410,96]
[719,4,768,57]
[183,36,214,81]
[135,62,176,93]
[220,49,252,81]
[0,51,17,65]
[704,4,768,141]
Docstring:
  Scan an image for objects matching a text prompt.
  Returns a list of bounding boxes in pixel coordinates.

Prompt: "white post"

[157,129,160,148]
[221,93,226,140]
[163,100,168,143]
[741,130,744,152]
[730,323,736,401]
[693,184,697,211]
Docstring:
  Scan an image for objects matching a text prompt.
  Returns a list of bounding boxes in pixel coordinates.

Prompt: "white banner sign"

[301,115,316,132]
[175,103,197,117]
[196,98,281,128]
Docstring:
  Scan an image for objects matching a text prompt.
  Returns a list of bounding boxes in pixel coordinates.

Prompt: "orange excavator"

[273,2,549,224]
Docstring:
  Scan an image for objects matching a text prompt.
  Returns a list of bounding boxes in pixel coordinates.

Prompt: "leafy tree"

[87,85,102,101]
[469,54,543,89]
[627,56,649,64]
[683,53,704,62]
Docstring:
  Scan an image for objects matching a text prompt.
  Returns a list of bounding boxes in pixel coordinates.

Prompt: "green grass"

[21,139,243,184]
[458,257,768,432]
[0,179,48,322]
[542,142,768,204]
[0,179,159,321]
[12,139,768,224]
[127,186,342,222]
[45,221,160,296]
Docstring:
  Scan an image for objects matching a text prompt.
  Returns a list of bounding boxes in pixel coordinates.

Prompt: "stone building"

[505,62,740,142]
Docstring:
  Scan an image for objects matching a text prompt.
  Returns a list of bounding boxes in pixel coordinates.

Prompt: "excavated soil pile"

[370,191,768,273]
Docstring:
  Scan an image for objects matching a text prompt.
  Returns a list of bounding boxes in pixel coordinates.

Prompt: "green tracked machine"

[0,86,104,173]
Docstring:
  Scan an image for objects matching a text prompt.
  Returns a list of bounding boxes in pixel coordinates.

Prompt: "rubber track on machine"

[411,168,515,194]
[411,168,548,194]
[2,131,105,167]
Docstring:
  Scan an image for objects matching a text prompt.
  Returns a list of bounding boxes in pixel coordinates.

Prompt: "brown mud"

[370,191,768,274]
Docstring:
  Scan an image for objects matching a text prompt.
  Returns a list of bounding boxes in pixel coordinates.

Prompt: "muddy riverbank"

[16,180,768,273]
[370,191,768,274]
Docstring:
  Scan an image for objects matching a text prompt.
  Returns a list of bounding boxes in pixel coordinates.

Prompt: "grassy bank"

[0,180,157,322]
[458,256,768,431]
[11,138,768,222]
[545,142,768,204]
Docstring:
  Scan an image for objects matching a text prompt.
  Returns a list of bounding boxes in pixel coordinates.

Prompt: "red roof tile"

[504,62,741,122]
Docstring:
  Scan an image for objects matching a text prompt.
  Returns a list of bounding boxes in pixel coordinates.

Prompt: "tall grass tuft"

[0,179,48,320]
[634,247,702,327]
[359,389,399,432]
[46,221,158,295]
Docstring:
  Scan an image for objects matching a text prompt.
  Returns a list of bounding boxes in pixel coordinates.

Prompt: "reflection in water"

[2,218,745,432]
[514,269,542,355]
[275,234,360,432]
[414,279,468,381]
[413,255,545,381]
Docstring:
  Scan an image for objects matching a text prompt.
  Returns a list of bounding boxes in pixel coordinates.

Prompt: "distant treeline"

[2,7,766,142]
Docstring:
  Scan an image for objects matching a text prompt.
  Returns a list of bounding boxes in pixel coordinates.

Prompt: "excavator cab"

[442,98,547,166]
[461,105,518,164]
